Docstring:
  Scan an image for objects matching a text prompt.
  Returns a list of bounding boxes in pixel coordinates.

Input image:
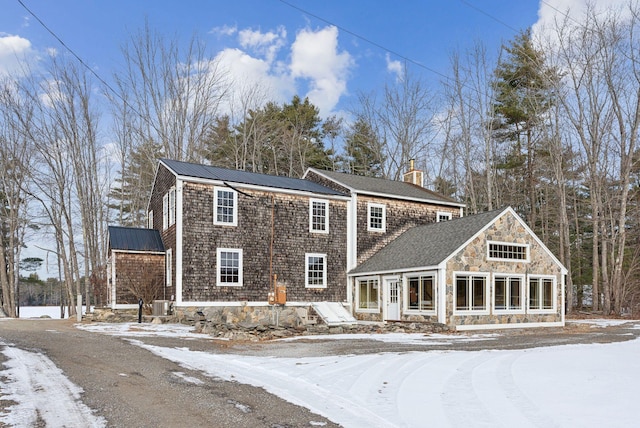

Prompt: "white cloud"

[215,47,295,113]
[290,26,353,116]
[386,53,403,82]
[0,34,34,77]
[532,0,632,41]
[209,24,237,37]
[238,26,286,64]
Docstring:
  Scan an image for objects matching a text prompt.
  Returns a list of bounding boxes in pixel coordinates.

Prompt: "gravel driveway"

[1,317,638,427]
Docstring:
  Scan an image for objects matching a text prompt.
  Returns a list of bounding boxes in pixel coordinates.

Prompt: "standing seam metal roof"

[349,209,506,274]
[161,159,346,197]
[108,226,165,252]
[309,168,462,205]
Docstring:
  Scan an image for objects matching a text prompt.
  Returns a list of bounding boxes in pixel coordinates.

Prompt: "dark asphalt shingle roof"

[108,226,165,252]
[161,159,346,197]
[309,168,463,206]
[350,208,506,275]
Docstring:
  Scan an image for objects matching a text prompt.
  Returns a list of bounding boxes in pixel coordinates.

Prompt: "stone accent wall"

[180,182,348,303]
[113,252,165,304]
[357,195,460,263]
[445,213,563,328]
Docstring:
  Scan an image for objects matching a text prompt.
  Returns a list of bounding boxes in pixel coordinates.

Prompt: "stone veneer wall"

[445,213,563,328]
[180,182,348,303]
[113,252,165,304]
[357,195,460,264]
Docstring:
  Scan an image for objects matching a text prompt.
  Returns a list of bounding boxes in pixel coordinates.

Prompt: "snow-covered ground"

[17,306,92,319]
[2,319,640,427]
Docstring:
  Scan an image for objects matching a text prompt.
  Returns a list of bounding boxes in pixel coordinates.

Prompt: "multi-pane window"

[494,275,523,311]
[407,274,435,311]
[488,242,528,261]
[357,277,379,310]
[310,199,329,233]
[529,276,555,311]
[168,188,176,226]
[162,188,176,229]
[162,193,169,230]
[217,249,242,286]
[455,274,487,312]
[305,253,327,288]
[148,211,154,229]
[437,212,452,222]
[368,203,386,232]
[165,249,172,288]
[214,187,237,226]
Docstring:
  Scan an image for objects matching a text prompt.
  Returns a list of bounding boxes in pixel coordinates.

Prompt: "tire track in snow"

[494,352,558,428]
[441,352,499,427]
[0,340,106,428]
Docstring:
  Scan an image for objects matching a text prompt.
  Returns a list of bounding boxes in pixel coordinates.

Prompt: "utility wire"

[16,0,129,115]
[277,0,457,86]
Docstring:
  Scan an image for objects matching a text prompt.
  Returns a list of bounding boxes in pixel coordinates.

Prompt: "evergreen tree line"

[1,3,640,317]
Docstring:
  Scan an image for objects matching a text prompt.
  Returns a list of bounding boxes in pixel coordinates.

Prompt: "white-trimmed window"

[406,273,435,312]
[148,210,154,229]
[168,187,176,226]
[309,198,329,233]
[357,277,379,311]
[437,211,452,222]
[367,203,386,232]
[165,249,172,288]
[305,253,327,288]
[162,193,168,230]
[488,241,529,262]
[528,276,556,312]
[455,273,489,313]
[493,274,524,312]
[214,187,238,226]
[216,248,243,286]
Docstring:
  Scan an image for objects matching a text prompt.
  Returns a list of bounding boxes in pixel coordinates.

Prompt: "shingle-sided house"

[107,158,566,330]
[147,158,350,311]
[348,207,567,330]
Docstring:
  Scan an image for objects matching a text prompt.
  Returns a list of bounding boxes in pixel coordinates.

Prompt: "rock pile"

[88,306,449,341]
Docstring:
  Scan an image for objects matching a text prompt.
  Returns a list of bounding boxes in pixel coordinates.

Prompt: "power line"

[16,0,128,112]
[277,0,456,85]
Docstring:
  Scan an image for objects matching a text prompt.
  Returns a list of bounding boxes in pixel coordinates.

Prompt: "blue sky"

[1,0,553,117]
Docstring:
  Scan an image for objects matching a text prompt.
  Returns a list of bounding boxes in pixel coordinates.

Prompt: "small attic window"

[488,241,529,262]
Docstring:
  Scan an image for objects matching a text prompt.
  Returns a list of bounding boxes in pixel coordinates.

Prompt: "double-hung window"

[305,253,327,288]
[357,277,379,311]
[168,188,176,226]
[165,249,172,288]
[367,203,386,232]
[217,248,243,286]
[214,187,238,226]
[493,275,524,312]
[406,274,435,311]
[528,276,555,312]
[162,188,176,229]
[310,199,329,233]
[455,273,489,313]
[162,194,169,230]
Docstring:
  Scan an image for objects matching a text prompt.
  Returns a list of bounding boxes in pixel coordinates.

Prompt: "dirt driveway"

[1,318,638,427]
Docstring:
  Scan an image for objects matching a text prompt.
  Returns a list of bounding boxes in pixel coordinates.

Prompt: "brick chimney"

[403,159,423,187]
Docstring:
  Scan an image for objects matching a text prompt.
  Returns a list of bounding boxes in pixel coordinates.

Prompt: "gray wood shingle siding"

[180,183,348,302]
